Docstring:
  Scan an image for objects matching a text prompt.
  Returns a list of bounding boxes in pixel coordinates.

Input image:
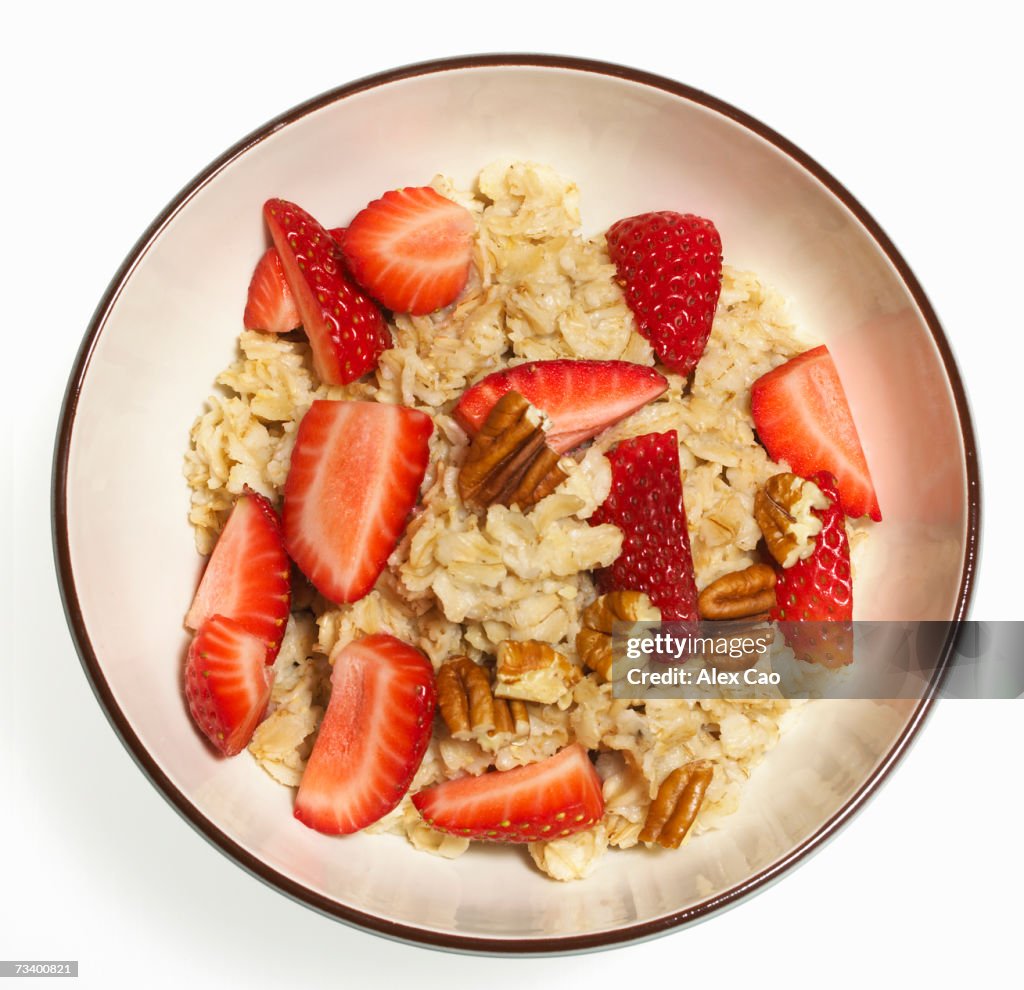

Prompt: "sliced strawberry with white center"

[454,359,668,454]
[243,247,301,333]
[185,489,290,663]
[283,400,432,604]
[751,345,881,521]
[184,614,274,757]
[411,744,604,843]
[341,186,475,315]
[264,199,390,385]
[294,634,436,835]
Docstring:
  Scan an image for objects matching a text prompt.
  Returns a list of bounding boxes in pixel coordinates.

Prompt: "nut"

[577,591,661,682]
[639,760,714,849]
[494,640,581,705]
[436,656,530,743]
[697,563,777,620]
[754,473,830,569]
[458,391,568,511]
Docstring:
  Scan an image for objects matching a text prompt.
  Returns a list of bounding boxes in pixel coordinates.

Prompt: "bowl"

[53,55,979,952]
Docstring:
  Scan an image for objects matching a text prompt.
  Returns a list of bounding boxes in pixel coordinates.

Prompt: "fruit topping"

[294,634,436,835]
[412,743,603,843]
[455,359,668,454]
[751,345,881,520]
[185,489,290,663]
[263,198,390,385]
[184,614,274,757]
[769,471,854,667]
[341,186,475,315]
[243,247,301,333]
[590,431,699,621]
[283,400,432,604]
[606,211,723,376]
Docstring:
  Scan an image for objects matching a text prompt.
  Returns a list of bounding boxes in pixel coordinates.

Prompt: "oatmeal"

[181,160,877,880]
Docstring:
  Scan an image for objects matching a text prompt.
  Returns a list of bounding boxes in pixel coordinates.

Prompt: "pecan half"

[494,640,581,704]
[639,760,714,849]
[577,591,661,682]
[754,473,830,569]
[698,563,777,620]
[457,391,568,511]
[436,656,530,742]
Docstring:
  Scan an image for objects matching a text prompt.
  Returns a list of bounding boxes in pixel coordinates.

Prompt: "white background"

[3,1,1021,986]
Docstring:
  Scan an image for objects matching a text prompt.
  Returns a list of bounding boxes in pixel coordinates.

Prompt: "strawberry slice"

[772,472,852,621]
[243,228,347,334]
[263,199,390,385]
[184,614,274,756]
[243,247,301,333]
[283,400,432,604]
[340,186,475,315]
[772,471,853,667]
[590,431,699,620]
[294,634,436,835]
[411,744,603,843]
[751,345,881,521]
[185,489,290,663]
[606,211,723,376]
[454,360,668,454]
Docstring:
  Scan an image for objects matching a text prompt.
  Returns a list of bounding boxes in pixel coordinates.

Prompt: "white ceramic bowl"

[54,56,979,952]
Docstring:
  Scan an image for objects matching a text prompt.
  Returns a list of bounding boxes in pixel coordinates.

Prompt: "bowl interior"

[59,62,973,949]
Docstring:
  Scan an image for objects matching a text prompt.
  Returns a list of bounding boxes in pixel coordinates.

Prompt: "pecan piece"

[457,391,568,511]
[639,760,714,849]
[698,563,777,620]
[494,640,581,705]
[577,591,661,682]
[436,656,530,742]
[754,472,830,569]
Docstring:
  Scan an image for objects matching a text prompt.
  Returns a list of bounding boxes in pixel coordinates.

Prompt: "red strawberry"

[341,186,475,315]
[243,228,346,334]
[751,345,881,521]
[294,634,436,835]
[590,431,698,620]
[411,744,603,843]
[184,614,274,756]
[263,199,390,385]
[454,360,668,454]
[606,212,723,376]
[185,489,290,663]
[242,247,301,333]
[771,471,853,667]
[283,400,432,604]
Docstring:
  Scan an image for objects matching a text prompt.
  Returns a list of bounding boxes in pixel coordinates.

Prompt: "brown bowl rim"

[51,53,981,955]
